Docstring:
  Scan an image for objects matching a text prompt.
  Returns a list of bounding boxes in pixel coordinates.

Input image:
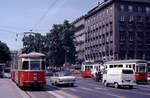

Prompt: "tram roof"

[104,59,147,64]
[19,52,45,58]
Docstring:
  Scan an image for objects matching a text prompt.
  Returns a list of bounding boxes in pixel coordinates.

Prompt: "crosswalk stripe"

[47,91,65,98]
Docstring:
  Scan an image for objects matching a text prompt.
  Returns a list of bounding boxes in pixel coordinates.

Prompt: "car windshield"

[122,70,134,74]
[58,72,71,77]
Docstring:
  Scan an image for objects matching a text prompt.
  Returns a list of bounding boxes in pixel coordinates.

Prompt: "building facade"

[84,0,150,62]
[72,16,85,65]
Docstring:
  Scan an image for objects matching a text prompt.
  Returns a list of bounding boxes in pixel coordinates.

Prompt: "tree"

[0,41,11,63]
[46,24,65,67]
[46,20,76,67]
[22,33,46,54]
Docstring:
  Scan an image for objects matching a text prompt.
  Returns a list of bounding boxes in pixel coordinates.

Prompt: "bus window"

[114,65,117,68]
[110,65,113,68]
[118,65,123,67]
[41,61,45,70]
[22,61,29,70]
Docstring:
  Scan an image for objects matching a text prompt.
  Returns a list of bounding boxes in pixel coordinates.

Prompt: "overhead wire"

[33,0,59,32]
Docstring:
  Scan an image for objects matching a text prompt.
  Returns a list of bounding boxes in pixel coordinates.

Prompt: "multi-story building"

[84,0,150,62]
[72,16,85,65]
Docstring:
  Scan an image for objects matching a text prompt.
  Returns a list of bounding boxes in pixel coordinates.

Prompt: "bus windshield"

[30,61,40,70]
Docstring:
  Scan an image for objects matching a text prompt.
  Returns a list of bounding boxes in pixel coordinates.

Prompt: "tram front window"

[22,61,29,70]
[30,61,40,70]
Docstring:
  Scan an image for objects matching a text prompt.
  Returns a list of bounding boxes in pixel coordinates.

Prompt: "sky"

[0,0,103,51]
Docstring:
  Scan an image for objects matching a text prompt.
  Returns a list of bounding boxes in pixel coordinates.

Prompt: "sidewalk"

[0,78,26,98]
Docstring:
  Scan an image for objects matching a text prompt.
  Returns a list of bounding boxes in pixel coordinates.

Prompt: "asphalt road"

[1,75,150,98]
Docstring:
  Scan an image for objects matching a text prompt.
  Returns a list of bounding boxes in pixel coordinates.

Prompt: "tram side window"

[22,61,29,70]
[41,61,45,70]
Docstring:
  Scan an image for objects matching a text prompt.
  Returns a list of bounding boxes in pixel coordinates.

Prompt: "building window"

[146,16,150,23]
[120,16,125,22]
[137,16,142,23]
[120,33,125,41]
[128,5,133,12]
[146,7,150,14]
[138,7,142,12]
[120,5,124,12]
[128,32,134,41]
[129,16,134,23]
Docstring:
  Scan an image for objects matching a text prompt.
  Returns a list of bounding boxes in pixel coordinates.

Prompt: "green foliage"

[0,41,11,63]
[22,33,46,54]
[45,20,76,67]
[22,20,76,67]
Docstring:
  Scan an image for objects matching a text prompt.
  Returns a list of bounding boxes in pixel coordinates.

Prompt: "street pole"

[65,46,69,71]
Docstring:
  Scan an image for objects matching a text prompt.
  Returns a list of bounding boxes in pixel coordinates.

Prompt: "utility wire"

[33,0,59,31]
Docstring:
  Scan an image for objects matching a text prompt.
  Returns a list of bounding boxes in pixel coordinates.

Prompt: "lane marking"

[109,87,150,96]
[79,86,126,98]
[69,88,77,92]
[107,93,126,98]
[47,91,65,98]
[95,87,108,91]
[56,90,79,98]
[79,87,93,91]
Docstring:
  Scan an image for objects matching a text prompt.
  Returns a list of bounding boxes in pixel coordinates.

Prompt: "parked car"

[4,67,11,78]
[50,72,76,86]
[0,65,4,78]
[46,70,53,76]
[147,72,150,82]
[102,68,136,89]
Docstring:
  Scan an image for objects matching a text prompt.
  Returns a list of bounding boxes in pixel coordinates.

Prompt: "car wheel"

[114,83,119,88]
[104,81,108,87]
[70,83,74,87]
[51,83,54,85]
[129,85,133,89]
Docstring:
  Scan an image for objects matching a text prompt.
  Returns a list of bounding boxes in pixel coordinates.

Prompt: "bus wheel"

[114,83,119,88]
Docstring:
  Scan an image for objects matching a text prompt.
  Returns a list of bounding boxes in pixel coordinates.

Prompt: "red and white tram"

[104,60,148,83]
[11,52,46,87]
[81,62,103,78]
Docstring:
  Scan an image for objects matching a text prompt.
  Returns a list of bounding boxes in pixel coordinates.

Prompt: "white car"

[50,72,76,86]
